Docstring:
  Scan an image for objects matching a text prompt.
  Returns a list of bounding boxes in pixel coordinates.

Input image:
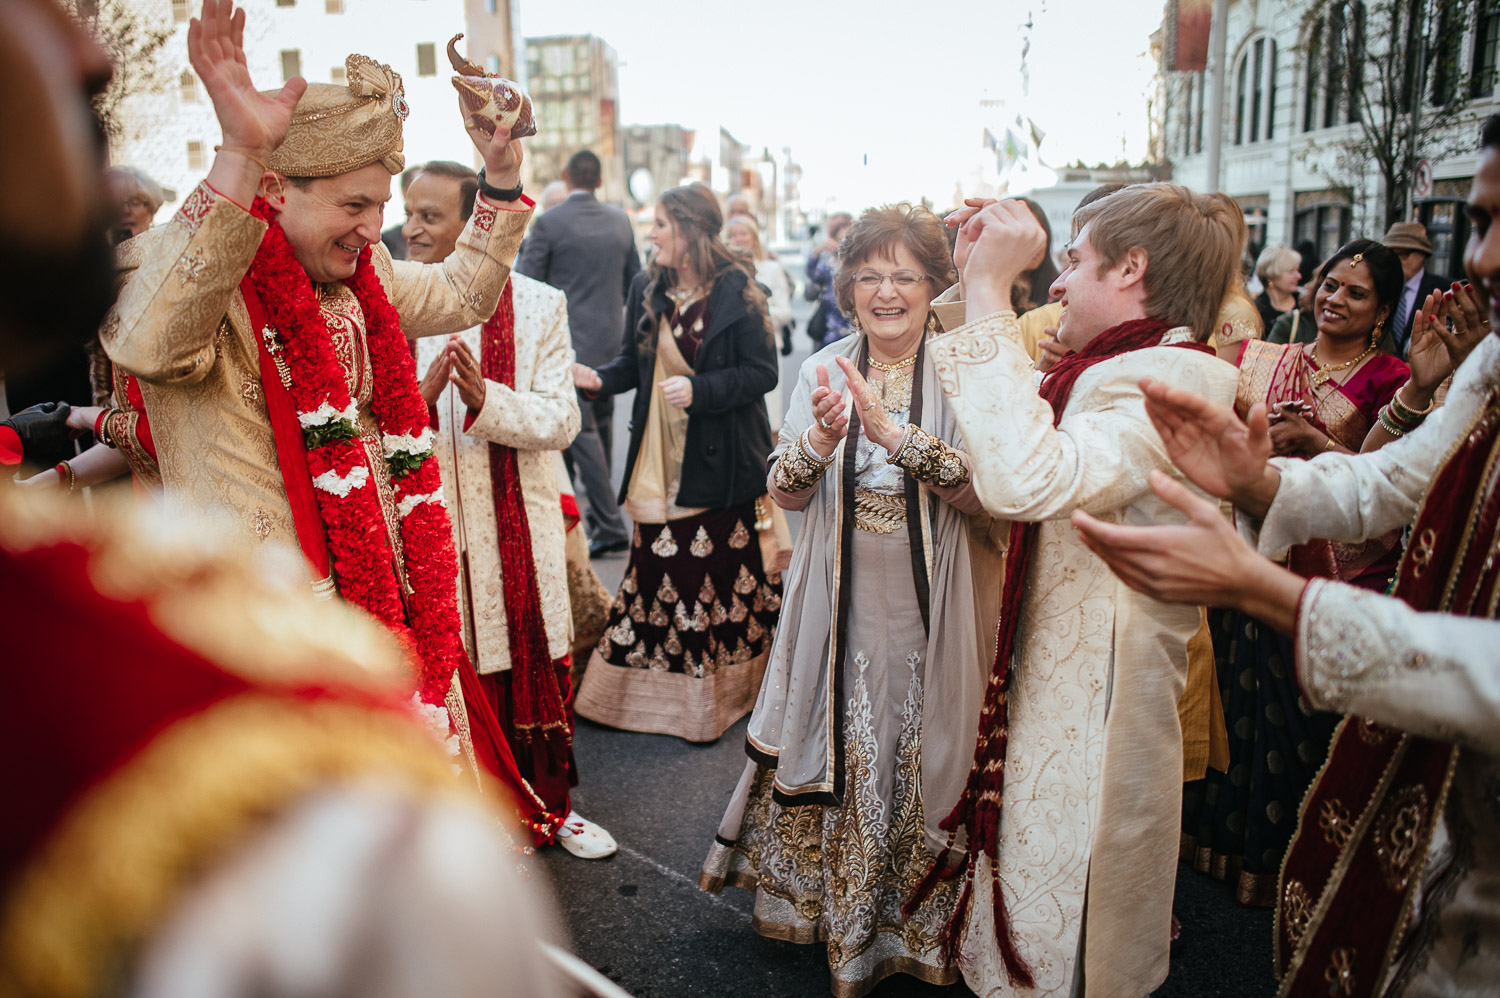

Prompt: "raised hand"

[946,197,998,274]
[1439,281,1489,373]
[959,200,1048,324]
[806,364,849,457]
[189,0,304,161]
[466,118,524,188]
[835,355,903,452]
[445,337,485,409]
[1139,377,1281,518]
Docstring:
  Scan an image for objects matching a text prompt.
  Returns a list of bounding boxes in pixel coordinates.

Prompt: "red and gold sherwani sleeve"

[100,183,267,386]
[385,194,534,339]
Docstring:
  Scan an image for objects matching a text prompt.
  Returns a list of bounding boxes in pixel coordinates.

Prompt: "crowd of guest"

[4,3,1498,995]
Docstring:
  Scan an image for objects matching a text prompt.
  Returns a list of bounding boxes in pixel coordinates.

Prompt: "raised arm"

[389,194,532,338]
[929,312,1235,520]
[463,289,581,451]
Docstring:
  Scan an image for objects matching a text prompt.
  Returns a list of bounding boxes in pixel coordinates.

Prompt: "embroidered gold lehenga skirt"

[574,503,782,742]
[700,524,960,998]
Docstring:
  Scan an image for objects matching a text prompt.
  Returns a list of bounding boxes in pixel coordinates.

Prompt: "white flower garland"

[396,487,446,518]
[310,465,370,497]
[381,426,435,460]
[298,399,360,430]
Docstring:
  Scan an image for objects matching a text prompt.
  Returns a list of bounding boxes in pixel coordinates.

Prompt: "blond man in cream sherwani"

[894,187,1243,997]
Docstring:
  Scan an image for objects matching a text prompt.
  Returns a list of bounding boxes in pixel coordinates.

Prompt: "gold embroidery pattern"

[887,424,970,488]
[854,491,907,534]
[729,593,749,623]
[250,508,273,541]
[628,594,645,623]
[1355,717,1392,745]
[728,520,750,549]
[657,574,679,604]
[734,564,757,595]
[1282,879,1313,947]
[1319,798,1354,849]
[1324,948,1357,996]
[690,526,714,557]
[651,525,679,558]
[240,379,262,408]
[648,600,669,627]
[775,430,835,492]
[1373,785,1428,891]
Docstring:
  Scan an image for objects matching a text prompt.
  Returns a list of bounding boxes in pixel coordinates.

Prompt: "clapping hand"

[1266,402,1328,457]
[1139,377,1281,518]
[419,350,452,405]
[835,356,904,452]
[806,364,848,457]
[444,336,486,409]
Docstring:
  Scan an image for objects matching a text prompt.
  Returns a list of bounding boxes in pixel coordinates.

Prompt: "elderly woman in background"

[1253,244,1303,333]
[1183,239,1418,908]
[726,214,795,355]
[571,184,785,743]
[701,203,1002,997]
[105,166,164,241]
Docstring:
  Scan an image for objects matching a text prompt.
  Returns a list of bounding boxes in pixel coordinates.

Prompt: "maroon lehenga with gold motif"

[574,296,782,742]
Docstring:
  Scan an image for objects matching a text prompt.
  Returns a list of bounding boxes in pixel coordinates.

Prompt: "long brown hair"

[642,184,766,341]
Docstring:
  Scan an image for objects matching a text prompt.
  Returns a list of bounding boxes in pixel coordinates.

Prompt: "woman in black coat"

[570,184,784,742]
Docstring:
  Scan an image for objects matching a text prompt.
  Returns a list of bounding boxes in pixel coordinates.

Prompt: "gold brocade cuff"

[774,429,835,492]
[888,424,971,488]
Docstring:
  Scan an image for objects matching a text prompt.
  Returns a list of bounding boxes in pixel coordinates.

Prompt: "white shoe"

[555,810,617,859]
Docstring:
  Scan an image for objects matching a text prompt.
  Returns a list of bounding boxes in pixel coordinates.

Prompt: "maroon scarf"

[907,317,1209,982]
[480,282,570,748]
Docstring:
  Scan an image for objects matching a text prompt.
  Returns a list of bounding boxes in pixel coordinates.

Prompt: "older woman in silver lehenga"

[699,204,1004,997]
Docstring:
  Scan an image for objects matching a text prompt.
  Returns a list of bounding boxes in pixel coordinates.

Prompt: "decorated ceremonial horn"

[449,34,537,140]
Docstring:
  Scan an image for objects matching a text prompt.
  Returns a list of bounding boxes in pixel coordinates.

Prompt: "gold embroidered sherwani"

[99,182,530,563]
[925,310,1238,998]
[416,273,580,673]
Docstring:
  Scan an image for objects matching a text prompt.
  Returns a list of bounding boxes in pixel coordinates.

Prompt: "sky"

[518,0,1168,213]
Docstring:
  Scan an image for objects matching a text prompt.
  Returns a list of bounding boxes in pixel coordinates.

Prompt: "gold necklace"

[1309,341,1376,387]
[867,351,917,372]
[666,284,707,311]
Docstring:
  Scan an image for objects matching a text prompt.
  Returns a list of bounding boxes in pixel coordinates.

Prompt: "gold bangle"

[1323,437,1339,453]
[57,460,76,492]
[888,424,971,487]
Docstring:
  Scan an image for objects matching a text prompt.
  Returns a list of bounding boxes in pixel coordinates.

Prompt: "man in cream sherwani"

[921,187,1242,996]
[409,161,615,859]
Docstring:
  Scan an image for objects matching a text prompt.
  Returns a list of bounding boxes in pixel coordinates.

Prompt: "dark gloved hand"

[4,402,73,459]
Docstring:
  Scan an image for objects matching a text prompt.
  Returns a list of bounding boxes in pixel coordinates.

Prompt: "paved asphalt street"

[538,289,1276,997]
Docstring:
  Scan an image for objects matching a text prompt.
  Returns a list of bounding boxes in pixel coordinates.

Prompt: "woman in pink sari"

[1184,239,1409,908]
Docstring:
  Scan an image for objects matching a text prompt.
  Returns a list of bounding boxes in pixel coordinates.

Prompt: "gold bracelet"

[1323,437,1339,453]
[888,424,971,487]
[56,460,76,492]
[213,145,271,174]
[774,428,835,492]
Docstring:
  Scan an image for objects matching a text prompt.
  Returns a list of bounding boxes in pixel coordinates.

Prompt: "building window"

[1194,70,1205,152]
[1431,1,1463,105]
[1232,36,1277,144]
[275,0,295,6]
[1303,20,1321,132]
[485,0,497,11]
[416,43,437,77]
[1294,202,1351,262]
[1181,73,1193,157]
[486,53,501,75]
[1323,6,1345,128]
[280,49,301,82]
[1234,50,1249,145]
[325,0,343,12]
[171,0,191,23]
[331,65,347,84]
[187,140,205,171]
[1474,3,1500,97]
[179,69,198,102]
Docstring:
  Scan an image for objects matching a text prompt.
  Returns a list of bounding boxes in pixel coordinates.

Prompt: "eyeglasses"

[123,198,153,211]
[853,269,930,290]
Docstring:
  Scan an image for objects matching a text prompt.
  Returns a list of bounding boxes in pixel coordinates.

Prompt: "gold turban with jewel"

[266,54,409,178]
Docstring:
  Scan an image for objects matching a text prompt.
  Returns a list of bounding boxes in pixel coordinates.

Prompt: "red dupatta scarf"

[479,281,571,747]
[1275,383,1500,997]
[907,317,1212,982]
[238,200,560,841]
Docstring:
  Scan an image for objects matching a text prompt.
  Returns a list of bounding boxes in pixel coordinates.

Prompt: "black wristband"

[477,168,523,203]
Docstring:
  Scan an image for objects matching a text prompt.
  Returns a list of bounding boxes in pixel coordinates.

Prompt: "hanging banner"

[1168,0,1213,72]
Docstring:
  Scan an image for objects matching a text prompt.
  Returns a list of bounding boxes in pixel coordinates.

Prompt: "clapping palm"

[188,0,305,159]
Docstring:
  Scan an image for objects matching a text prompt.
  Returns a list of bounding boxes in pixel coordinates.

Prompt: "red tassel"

[992,858,1037,987]
[902,844,954,921]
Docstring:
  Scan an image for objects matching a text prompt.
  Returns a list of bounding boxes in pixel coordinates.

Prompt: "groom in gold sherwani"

[910,188,1242,997]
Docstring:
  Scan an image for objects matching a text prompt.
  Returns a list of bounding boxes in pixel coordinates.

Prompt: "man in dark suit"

[1381,221,1448,359]
[516,150,640,556]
